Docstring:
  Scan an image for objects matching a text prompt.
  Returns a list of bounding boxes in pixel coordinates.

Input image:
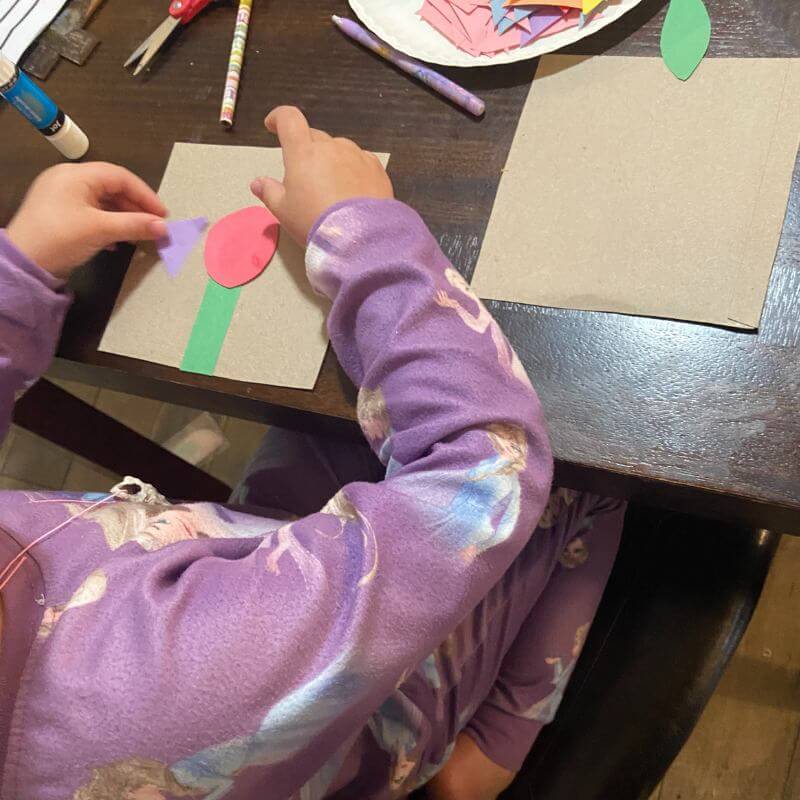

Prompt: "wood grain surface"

[2,0,799,530]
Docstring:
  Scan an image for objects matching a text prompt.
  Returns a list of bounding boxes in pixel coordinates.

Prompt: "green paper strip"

[660,0,711,81]
[180,279,242,375]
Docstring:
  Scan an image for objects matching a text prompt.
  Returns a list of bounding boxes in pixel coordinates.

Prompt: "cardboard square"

[100,143,389,388]
[471,55,800,329]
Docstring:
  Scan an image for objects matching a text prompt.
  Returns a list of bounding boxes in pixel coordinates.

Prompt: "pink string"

[0,495,114,594]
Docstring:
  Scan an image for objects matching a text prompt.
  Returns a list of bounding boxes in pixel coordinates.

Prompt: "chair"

[499,504,779,800]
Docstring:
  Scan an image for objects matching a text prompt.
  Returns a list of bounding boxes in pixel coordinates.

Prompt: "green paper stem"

[180,279,242,375]
[660,0,711,81]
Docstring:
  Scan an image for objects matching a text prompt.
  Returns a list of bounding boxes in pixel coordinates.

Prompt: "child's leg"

[229,426,385,515]
[427,497,625,800]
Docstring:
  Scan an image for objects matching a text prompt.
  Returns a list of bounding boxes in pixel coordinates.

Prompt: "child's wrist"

[6,219,60,278]
[5,222,62,279]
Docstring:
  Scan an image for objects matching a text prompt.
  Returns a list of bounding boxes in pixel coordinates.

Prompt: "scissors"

[125,0,215,76]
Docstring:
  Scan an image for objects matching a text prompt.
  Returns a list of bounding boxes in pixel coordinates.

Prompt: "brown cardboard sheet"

[100,143,389,388]
[471,55,800,329]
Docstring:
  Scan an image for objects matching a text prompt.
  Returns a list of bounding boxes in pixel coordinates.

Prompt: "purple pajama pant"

[233,426,625,797]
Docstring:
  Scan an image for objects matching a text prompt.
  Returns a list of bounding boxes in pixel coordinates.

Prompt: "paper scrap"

[449,0,484,11]
[579,1,606,28]
[0,0,68,62]
[490,0,507,27]
[521,8,573,46]
[490,0,530,33]
[504,0,581,6]
[205,206,279,289]
[181,280,242,375]
[471,55,800,330]
[660,0,711,81]
[420,0,583,56]
[157,217,208,278]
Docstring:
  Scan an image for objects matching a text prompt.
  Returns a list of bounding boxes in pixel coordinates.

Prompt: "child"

[0,106,624,800]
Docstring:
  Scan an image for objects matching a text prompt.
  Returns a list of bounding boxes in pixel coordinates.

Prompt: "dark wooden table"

[2,0,799,530]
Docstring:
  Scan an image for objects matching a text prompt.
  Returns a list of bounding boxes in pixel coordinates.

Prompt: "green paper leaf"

[660,0,711,81]
[180,279,242,375]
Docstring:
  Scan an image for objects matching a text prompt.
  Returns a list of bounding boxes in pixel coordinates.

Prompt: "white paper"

[0,0,69,62]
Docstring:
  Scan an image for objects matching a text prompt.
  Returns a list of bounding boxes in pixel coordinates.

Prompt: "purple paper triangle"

[520,8,563,46]
[157,217,208,277]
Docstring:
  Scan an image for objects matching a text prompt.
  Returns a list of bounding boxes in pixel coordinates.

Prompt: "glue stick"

[0,52,89,160]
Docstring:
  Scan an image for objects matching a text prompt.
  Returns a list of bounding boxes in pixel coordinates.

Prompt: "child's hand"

[250,106,393,245]
[6,162,168,279]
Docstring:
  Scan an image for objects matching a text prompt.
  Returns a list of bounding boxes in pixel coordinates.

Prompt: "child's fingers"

[250,177,286,217]
[332,136,362,153]
[97,210,168,244]
[83,162,168,217]
[264,106,313,157]
[102,194,166,216]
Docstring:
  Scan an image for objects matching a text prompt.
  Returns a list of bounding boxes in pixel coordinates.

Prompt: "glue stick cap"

[50,115,89,160]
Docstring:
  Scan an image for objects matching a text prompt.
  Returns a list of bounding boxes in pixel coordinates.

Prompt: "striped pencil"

[219,0,253,127]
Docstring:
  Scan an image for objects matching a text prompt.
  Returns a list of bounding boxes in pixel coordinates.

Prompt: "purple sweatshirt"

[0,200,552,799]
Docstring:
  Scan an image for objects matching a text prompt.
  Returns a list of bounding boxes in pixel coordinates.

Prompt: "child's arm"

[0,163,167,441]
[19,109,553,799]
[0,230,70,441]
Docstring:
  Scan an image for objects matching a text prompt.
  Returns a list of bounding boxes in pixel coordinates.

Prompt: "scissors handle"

[168,0,214,25]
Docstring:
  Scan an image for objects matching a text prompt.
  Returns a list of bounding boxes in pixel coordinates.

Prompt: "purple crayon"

[332,14,485,117]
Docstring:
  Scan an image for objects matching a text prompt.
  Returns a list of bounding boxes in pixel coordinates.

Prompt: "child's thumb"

[250,177,286,217]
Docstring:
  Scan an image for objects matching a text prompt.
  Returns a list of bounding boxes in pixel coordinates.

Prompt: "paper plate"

[348,0,646,67]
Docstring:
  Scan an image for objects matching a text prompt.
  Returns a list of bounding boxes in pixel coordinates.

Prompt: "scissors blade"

[125,15,181,75]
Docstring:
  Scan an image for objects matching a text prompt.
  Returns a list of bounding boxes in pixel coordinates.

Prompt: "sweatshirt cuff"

[304,198,432,301]
[306,198,418,246]
[0,230,66,294]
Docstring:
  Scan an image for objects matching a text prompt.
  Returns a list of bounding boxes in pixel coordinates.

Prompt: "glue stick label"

[0,66,61,134]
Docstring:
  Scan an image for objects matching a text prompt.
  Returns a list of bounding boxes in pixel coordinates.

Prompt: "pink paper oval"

[204,206,280,288]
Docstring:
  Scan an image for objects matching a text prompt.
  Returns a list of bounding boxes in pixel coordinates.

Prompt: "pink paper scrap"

[420,0,589,56]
